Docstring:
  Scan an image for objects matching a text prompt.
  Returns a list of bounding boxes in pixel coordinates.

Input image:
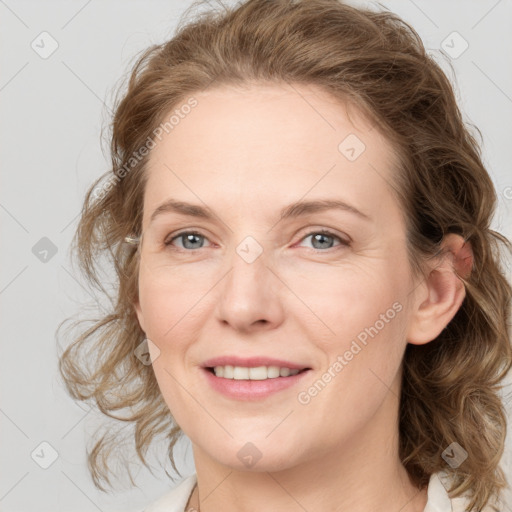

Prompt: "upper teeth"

[213,365,301,380]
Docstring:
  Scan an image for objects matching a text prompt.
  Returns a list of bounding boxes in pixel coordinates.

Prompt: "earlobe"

[406,233,473,345]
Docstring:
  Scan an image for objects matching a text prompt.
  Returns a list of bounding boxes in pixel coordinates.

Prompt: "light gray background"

[1,1,512,511]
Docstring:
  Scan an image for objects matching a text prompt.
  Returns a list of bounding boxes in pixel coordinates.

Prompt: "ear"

[406,233,473,345]
[134,299,146,333]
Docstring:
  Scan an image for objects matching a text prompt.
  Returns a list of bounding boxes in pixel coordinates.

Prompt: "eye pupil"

[182,233,203,249]
[311,232,334,249]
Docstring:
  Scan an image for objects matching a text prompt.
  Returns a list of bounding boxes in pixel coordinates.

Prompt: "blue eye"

[164,229,349,252]
[298,230,349,250]
[165,231,210,250]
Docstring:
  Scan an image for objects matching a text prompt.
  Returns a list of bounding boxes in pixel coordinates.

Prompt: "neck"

[187,389,428,512]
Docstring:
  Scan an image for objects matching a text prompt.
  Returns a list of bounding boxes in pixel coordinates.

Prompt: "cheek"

[287,263,402,334]
[137,263,211,335]
[288,264,409,388]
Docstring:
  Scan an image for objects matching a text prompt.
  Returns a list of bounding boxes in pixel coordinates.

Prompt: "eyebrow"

[149,198,371,224]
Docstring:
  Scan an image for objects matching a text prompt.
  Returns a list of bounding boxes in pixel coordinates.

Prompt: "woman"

[57,1,512,511]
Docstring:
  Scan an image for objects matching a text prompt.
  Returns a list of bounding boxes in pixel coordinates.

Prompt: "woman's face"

[134,82,424,471]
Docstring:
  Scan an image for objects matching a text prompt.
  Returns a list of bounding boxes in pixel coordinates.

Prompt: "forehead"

[142,82,401,227]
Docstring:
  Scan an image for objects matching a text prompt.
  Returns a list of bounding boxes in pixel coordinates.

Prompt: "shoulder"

[143,473,197,512]
[425,471,499,512]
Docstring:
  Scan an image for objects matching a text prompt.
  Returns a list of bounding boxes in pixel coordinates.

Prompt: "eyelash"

[164,229,350,253]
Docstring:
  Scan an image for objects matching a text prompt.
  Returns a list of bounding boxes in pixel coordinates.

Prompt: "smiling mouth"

[202,364,312,400]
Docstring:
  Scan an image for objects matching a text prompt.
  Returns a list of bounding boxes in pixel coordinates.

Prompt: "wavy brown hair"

[57,0,512,509]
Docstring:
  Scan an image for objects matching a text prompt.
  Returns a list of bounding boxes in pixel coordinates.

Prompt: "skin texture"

[134,82,472,512]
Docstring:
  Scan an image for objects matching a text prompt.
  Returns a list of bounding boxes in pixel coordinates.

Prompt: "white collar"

[143,471,484,512]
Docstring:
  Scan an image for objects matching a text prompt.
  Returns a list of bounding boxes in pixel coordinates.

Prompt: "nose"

[214,243,285,333]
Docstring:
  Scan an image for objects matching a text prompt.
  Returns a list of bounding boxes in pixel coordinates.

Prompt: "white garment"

[143,471,494,512]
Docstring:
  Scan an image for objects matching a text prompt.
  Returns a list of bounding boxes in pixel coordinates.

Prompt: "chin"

[204,440,301,473]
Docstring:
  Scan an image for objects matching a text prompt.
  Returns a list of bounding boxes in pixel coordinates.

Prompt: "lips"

[201,362,312,400]
[201,355,311,371]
